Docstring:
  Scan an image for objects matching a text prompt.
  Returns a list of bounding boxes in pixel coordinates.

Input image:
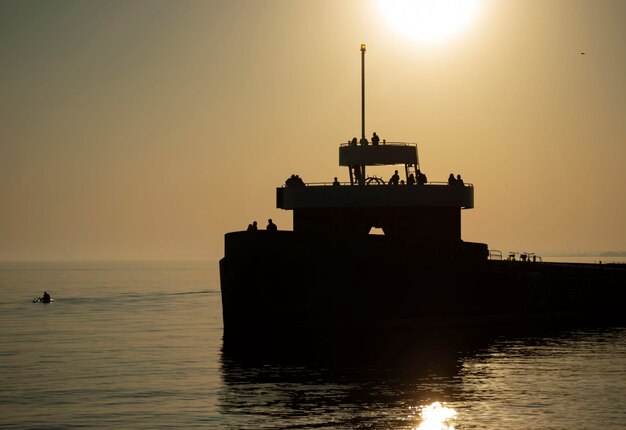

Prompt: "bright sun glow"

[378,0,482,45]
[415,402,457,430]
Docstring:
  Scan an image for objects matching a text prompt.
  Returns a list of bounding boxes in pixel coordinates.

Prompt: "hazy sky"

[1,0,624,260]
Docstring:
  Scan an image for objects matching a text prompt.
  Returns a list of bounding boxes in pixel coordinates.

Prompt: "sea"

[1,259,624,429]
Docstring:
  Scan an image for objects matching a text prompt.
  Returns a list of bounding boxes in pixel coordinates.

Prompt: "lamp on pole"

[361,43,366,141]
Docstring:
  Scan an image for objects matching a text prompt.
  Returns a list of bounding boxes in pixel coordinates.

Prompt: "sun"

[377,0,483,45]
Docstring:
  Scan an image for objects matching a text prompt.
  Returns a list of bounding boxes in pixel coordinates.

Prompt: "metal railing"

[282,181,473,188]
[503,252,543,262]
[339,141,418,147]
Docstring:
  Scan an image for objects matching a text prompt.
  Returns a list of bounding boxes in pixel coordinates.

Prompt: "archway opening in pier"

[369,227,385,235]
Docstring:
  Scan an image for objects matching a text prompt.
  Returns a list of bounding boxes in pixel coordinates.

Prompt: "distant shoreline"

[0,253,624,263]
[541,255,626,264]
[542,251,626,258]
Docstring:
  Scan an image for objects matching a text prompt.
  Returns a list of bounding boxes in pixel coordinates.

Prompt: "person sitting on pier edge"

[247,221,257,232]
[389,170,400,185]
[417,170,428,185]
[448,173,456,185]
[371,132,380,146]
[350,137,357,146]
[333,177,340,186]
[407,173,415,185]
[360,137,368,146]
[456,174,464,186]
[267,219,277,232]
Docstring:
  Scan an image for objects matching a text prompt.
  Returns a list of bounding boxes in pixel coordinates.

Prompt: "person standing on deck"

[389,170,400,185]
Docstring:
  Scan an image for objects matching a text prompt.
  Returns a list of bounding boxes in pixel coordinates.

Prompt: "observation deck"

[277,142,473,210]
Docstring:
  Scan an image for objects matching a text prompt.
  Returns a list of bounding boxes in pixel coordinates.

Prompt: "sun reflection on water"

[414,402,457,430]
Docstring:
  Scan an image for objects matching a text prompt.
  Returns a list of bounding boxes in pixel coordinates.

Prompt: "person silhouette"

[267,219,277,232]
[389,170,400,185]
[353,166,362,184]
[456,174,464,186]
[333,177,340,186]
[416,169,427,184]
[41,291,51,303]
[247,221,258,232]
[448,173,456,185]
[371,132,380,146]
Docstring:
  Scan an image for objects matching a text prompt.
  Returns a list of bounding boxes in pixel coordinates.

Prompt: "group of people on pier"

[247,219,277,232]
[349,132,385,146]
[389,169,428,185]
[448,173,464,186]
[287,170,463,187]
[407,169,428,185]
[285,174,305,187]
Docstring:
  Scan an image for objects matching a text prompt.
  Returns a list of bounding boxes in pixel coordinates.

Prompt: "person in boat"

[267,219,277,232]
[371,132,380,146]
[456,174,464,186]
[407,173,415,185]
[247,221,258,232]
[389,170,400,185]
[333,177,340,186]
[41,291,51,303]
[448,173,456,185]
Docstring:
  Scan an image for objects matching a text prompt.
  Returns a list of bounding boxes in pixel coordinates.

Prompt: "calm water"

[1,260,624,429]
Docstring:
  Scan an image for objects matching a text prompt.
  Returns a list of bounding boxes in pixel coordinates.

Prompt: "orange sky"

[1,0,624,260]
